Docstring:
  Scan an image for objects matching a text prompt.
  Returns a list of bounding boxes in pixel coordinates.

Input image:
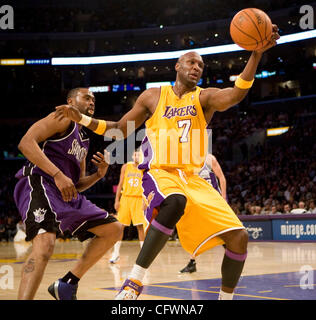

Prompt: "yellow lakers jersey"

[122,162,143,197]
[139,85,208,174]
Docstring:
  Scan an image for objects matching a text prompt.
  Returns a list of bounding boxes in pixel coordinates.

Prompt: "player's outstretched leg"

[218,229,248,300]
[48,221,122,300]
[115,194,186,300]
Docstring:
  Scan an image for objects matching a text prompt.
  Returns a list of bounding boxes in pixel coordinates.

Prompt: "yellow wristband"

[94,120,107,135]
[235,75,254,89]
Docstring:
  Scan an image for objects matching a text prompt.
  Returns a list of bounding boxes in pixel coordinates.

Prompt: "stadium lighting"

[51,29,316,66]
[267,127,290,136]
[89,85,111,92]
[0,59,25,66]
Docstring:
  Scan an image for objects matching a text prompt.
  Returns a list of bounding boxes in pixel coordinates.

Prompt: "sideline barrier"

[239,214,316,241]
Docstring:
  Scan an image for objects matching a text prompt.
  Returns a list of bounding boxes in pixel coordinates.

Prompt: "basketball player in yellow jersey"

[55,24,279,300]
[109,150,146,263]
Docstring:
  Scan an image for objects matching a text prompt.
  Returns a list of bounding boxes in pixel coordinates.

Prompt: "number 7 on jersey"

[177,119,192,143]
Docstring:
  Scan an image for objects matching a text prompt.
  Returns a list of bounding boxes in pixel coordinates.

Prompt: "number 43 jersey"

[139,85,208,175]
[122,162,143,197]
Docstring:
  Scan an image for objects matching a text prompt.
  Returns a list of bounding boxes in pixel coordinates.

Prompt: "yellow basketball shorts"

[142,168,245,256]
[117,195,146,226]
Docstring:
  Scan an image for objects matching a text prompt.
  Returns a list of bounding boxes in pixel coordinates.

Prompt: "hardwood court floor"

[0,240,315,300]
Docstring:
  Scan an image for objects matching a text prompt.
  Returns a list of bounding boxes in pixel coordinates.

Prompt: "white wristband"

[78,114,92,127]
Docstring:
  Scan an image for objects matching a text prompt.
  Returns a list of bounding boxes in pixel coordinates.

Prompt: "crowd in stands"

[0,217,17,242]
[226,112,316,216]
[10,0,304,33]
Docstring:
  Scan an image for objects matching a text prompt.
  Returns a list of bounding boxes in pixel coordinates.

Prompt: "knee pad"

[154,194,187,230]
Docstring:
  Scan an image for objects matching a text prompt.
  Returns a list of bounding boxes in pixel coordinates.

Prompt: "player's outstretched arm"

[55,88,157,138]
[201,25,279,114]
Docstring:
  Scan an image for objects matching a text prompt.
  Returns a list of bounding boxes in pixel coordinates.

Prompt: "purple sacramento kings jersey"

[15,122,89,184]
[13,122,113,242]
[199,166,221,194]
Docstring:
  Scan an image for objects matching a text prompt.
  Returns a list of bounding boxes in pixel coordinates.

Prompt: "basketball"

[230,8,273,51]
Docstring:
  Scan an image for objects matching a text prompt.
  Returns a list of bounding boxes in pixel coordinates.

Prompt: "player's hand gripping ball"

[230,8,277,51]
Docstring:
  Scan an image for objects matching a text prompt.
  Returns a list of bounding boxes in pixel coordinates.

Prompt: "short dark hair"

[67,88,84,100]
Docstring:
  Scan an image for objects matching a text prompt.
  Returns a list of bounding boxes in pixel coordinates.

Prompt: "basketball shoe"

[179,259,197,273]
[115,278,143,300]
[109,254,120,264]
[48,279,78,300]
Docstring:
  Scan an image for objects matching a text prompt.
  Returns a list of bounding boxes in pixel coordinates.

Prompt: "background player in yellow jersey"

[180,153,227,273]
[109,149,146,263]
[55,24,279,300]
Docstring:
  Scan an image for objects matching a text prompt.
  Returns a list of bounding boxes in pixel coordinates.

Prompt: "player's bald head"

[177,51,203,64]
[174,51,204,87]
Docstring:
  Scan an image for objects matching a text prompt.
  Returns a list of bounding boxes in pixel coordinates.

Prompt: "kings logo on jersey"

[33,208,47,223]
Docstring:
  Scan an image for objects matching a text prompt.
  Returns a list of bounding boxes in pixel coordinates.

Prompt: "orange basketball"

[230,8,273,51]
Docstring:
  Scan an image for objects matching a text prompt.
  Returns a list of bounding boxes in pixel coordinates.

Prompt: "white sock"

[128,264,147,282]
[139,241,144,248]
[112,241,121,256]
[218,289,234,300]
